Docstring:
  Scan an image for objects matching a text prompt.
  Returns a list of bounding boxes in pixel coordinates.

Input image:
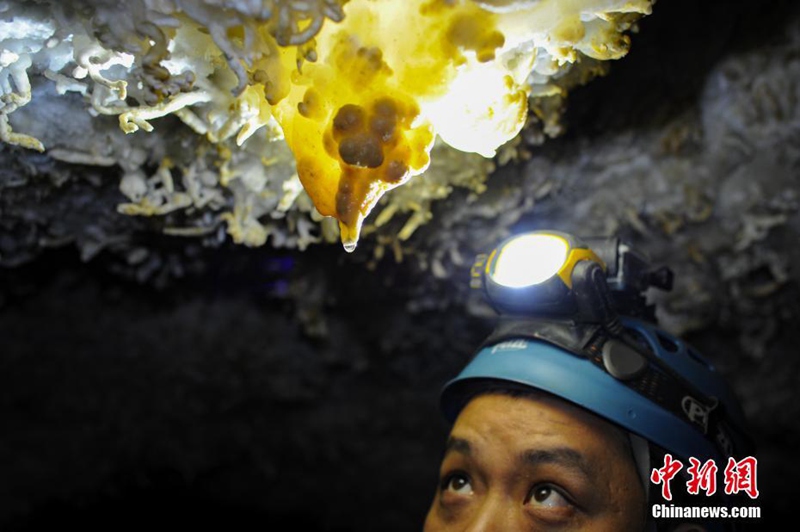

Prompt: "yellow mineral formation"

[252,0,652,250]
[2,0,653,251]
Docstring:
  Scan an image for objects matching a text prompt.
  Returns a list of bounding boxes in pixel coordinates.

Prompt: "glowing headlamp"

[472,231,606,317]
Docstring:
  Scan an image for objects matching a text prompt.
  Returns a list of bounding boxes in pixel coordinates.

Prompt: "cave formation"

[1,0,798,530]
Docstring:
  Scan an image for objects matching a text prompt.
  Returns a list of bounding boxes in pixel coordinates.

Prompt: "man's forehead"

[452,391,632,457]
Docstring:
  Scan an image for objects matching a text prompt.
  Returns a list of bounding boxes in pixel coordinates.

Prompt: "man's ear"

[670,524,707,532]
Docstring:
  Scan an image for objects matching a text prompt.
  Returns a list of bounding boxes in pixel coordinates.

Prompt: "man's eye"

[441,473,473,495]
[527,485,572,509]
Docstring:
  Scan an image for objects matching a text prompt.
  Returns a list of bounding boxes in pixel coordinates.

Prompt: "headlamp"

[471,230,673,324]
[472,231,606,318]
[489,233,572,288]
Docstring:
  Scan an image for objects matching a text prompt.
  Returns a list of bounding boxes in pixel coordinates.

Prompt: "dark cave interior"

[2,0,800,530]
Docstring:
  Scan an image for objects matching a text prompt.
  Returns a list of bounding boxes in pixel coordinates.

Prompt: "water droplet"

[343,240,357,253]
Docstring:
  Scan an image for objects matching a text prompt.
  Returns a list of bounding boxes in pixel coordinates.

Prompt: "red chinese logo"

[651,455,759,500]
[723,456,759,499]
[686,457,718,496]
[650,453,684,501]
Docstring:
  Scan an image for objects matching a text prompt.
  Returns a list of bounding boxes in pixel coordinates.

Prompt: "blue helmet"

[441,316,753,466]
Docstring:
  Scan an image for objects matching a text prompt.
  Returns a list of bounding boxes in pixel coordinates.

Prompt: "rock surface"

[1,0,798,529]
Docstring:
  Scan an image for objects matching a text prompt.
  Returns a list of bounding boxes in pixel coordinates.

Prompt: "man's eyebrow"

[444,436,472,456]
[521,447,595,479]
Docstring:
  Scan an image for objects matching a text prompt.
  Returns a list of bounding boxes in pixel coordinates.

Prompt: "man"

[422,232,755,532]
[424,386,648,530]
[423,322,756,532]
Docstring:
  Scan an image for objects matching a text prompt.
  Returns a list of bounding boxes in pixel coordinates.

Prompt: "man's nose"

[462,494,522,532]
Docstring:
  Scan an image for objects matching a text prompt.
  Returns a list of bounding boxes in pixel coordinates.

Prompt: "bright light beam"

[492,233,568,288]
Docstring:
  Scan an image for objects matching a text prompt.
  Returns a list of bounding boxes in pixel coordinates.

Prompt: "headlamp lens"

[491,233,569,288]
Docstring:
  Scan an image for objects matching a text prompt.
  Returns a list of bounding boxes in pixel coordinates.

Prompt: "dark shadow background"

[2,0,799,530]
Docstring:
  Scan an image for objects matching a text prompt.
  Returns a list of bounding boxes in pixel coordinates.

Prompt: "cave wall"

[2,0,799,530]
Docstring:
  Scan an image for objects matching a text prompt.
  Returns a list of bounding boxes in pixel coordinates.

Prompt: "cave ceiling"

[1,0,799,529]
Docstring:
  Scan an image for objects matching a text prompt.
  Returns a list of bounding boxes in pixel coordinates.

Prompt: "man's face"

[423,392,647,531]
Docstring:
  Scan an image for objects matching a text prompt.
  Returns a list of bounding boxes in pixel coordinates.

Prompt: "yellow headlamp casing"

[471,231,606,316]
